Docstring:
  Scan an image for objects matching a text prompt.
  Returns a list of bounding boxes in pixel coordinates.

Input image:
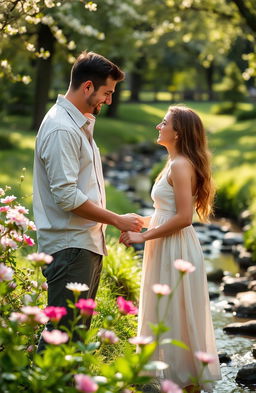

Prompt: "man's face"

[87,77,117,115]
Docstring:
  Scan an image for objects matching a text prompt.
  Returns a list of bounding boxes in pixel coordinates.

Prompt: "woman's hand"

[119,231,145,247]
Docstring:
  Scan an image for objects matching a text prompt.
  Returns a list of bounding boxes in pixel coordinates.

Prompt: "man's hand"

[119,231,145,247]
[116,213,143,232]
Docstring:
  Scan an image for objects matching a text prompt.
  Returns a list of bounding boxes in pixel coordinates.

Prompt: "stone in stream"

[246,266,256,281]
[248,280,256,291]
[207,269,224,283]
[209,291,220,300]
[236,363,256,385]
[236,250,254,270]
[223,320,256,336]
[252,344,256,360]
[222,232,243,246]
[218,352,232,364]
[221,276,249,295]
[234,291,256,318]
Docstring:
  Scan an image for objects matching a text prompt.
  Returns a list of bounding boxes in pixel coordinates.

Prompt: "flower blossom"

[27,253,53,266]
[195,351,216,364]
[0,205,9,213]
[66,282,89,293]
[42,329,69,345]
[98,329,119,344]
[44,306,67,322]
[6,209,28,230]
[0,263,14,281]
[152,284,171,296]
[1,236,18,250]
[74,374,98,393]
[15,205,29,214]
[0,188,5,197]
[21,306,49,324]
[1,195,16,204]
[128,335,153,346]
[174,259,196,274]
[116,296,138,315]
[23,234,35,246]
[75,298,97,316]
[161,379,182,393]
[9,312,28,323]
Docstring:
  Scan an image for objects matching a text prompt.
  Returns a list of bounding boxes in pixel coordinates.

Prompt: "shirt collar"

[56,94,92,129]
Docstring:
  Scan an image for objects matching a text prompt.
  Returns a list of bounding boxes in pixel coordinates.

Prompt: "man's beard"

[87,92,101,115]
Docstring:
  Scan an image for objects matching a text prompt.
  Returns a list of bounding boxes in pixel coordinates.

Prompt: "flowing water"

[127,172,256,393]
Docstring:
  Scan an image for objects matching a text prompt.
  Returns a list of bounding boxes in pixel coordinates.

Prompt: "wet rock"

[238,209,252,226]
[221,276,249,295]
[218,352,231,363]
[252,344,256,359]
[236,363,256,385]
[197,232,212,245]
[235,291,256,318]
[222,232,243,246]
[207,269,224,283]
[248,280,256,291]
[236,250,254,270]
[208,223,226,232]
[246,266,256,281]
[209,291,220,300]
[208,230,225,240]
[220,244,233,253]
[223,320,256,336]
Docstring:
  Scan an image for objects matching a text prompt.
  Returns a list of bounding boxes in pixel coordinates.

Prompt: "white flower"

[66,282,89,293]
[0,263,14,281]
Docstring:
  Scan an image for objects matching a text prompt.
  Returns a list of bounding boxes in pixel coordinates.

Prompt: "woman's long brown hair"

[157,106,215,222]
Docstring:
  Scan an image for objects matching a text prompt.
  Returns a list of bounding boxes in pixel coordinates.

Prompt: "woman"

[120,106,221,392]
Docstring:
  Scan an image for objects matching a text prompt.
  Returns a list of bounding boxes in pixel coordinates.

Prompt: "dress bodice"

[151,171,176,213]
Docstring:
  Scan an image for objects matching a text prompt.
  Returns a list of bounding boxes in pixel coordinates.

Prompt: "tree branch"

[231,0,256,33]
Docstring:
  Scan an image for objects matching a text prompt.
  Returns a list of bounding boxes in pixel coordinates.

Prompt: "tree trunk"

[31,24,55,131]
[205,62,214,100]
[129,56,146,102]
[105,81,122,118]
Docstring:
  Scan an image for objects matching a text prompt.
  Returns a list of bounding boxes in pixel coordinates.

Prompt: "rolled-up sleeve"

[40,129,88,211]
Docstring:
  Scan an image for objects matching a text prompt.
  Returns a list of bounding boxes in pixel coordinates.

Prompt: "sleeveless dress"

[137,169,221,392]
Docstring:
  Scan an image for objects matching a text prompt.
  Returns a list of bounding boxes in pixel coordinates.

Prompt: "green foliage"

[0,133,15,150]
[211,102,238,115]
[101,239,141,302]
[236,106,256,121]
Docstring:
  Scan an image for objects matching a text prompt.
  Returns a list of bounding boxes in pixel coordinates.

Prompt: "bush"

[211,102,237,115]
[0,134,15,150]
[236,107,256,121]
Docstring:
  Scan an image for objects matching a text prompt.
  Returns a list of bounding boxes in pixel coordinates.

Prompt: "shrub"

[0,134,15,150]
[236,107,256,121]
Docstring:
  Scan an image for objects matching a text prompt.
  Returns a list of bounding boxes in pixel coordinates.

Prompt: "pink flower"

[74,374,98,393]
[27,252,53,266]
[41,282,48,291]
[42,329,69,345]
[128,335,153,345]
[27,345,35,352]
[1,195,16,204]
[0,263,14,281]
[161,380,182,393]
[27,220,36,231]
[116,296,138,315]
[44,306,67,322]
[9,312,28,323]
[152,284,171,296]
[6,209,28,230]
[174,259,196,274]
[1,236,18,249]
[14,205,29,214]
[195,351,216,364]
[23,234,35,246]
[0,205,9,213]
[75,298,97,316]
[98,329,119,344]
[10,230,23,242]
[21,306,49,324]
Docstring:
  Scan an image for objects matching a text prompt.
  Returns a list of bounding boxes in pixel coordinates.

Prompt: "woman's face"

[156,111,178,148]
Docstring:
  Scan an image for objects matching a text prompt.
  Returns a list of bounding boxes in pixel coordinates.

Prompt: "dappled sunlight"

[140,104,166,118]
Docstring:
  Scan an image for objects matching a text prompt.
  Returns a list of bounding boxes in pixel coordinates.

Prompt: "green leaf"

[169,339,189,350]
[115,358,133,379]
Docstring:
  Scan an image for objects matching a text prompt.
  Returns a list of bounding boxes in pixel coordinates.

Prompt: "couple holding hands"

[33,51,221,392]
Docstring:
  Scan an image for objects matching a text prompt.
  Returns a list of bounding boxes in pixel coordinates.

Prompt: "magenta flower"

[128,335,153,345]
[174,259,196,274]
[75,298,97,316]
[44,306,67,322]
[23,234,35,246]
[0,263,14,281]
[74,374,98,393]
[1,195,16,204]
[0,205,9,213]
[152,284,171,296]
[27,252,53,266]
[42,329,69,345]
[161,380,182,393]
[98,329,119,344]
[116,296,138,315]
[195,351,216,364]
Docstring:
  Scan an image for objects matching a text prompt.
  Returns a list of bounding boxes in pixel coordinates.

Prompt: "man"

[33,51,143,351]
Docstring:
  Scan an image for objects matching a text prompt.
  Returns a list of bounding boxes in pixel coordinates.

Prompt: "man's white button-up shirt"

[33,95,107,256]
